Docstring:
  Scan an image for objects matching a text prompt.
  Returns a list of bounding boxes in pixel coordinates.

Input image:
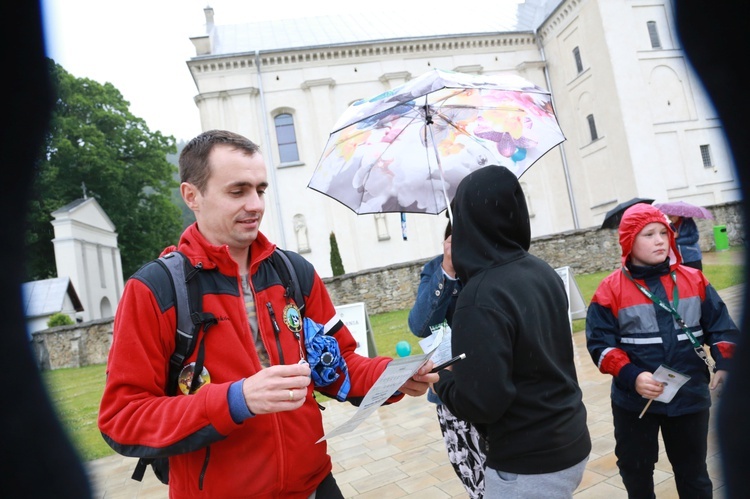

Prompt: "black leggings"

[612,403,712,499]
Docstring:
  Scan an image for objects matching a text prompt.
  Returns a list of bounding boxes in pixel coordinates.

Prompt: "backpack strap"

[160,251,218,394]
[159,251,195,395]
[271,248,305,316]
[131,251,216,483]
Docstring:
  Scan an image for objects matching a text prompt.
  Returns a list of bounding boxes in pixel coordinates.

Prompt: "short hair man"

[99,129,437,497]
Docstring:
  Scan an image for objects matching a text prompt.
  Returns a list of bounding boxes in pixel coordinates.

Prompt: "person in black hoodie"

[433,165,591,498]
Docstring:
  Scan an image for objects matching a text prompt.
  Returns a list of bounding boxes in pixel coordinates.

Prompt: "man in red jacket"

[99,129,437,498]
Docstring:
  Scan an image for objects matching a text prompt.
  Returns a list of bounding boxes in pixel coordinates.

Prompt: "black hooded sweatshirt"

[434,165,591,474]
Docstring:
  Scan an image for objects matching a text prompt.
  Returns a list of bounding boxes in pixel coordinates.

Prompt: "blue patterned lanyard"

[622,268,715,370]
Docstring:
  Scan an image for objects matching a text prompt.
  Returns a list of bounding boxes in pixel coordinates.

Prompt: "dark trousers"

[315,472,344,499]
[612,404,712,499]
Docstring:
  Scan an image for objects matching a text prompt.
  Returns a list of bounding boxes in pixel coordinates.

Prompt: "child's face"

[630,222,670,266]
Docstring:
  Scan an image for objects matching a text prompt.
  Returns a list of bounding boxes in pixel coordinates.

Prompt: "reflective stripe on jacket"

[586,265,737,415]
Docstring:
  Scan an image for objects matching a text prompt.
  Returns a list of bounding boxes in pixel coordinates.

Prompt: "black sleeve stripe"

[101,425,225,459]
[328,320,344,336]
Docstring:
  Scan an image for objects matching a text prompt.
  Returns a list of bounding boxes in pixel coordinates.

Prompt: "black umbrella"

[600,197,655,229]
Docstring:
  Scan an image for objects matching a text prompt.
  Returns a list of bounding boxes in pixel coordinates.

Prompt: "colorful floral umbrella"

[654,201,714,220]
[308,69,565,216]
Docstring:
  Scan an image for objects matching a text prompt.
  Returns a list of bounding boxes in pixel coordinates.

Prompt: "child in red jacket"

[586,203,737,498]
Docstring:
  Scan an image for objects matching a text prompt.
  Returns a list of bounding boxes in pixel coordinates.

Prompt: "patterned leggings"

[436,404,486,499]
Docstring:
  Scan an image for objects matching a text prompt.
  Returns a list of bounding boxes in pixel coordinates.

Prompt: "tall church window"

[275,113,299,163]
[573,47,584,74]
[587,114,599,141]
[647,21,662,49]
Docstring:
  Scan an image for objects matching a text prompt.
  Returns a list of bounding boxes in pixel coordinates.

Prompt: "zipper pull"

[186,261,203,281]
[266,302,281,334]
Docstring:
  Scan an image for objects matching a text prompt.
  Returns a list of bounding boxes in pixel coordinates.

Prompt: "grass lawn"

[43,248,745,462]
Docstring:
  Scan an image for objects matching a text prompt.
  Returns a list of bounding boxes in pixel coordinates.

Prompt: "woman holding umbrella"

[668,215,703,270]
[655,201,714,271]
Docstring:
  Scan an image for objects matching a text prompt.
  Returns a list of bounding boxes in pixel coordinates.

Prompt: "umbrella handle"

[426,122,453,225]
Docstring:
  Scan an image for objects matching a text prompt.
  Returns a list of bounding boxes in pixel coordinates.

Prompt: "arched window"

[520,182,535,218]
[293,214,310,253]
[274,113,299,163]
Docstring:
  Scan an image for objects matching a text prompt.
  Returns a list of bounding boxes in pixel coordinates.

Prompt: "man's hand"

[242,363,312,415]
[398,360,440,397]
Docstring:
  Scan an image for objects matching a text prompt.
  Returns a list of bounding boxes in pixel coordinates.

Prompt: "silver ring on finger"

[288,389,294,401]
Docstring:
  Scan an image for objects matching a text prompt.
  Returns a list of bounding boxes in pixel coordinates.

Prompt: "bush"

[47,312,74,328]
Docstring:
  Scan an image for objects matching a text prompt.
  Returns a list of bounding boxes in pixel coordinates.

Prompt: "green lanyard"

[622,268,715,371]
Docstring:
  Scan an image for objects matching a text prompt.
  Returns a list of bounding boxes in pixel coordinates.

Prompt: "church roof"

[198,1,563,56]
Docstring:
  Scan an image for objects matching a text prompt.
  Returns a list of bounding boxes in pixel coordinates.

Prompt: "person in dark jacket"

[668,215,703,270]
[433,165,591,498]
[586,203,737,498]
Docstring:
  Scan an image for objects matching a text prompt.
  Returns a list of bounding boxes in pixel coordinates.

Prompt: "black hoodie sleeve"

[434,299,516,424]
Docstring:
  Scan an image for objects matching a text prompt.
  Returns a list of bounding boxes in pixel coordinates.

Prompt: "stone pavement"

[87,251,744,498]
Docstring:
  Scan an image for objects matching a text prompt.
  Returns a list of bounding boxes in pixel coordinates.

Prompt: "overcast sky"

[41,0,521,143]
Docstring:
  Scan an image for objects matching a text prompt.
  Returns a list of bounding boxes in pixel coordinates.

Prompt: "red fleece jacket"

[99,224,401,497]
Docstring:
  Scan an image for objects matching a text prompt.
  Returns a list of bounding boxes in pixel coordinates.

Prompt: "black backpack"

[131,248,305,484]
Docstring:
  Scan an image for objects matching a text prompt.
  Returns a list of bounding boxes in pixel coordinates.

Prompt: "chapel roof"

[22,277,84,319]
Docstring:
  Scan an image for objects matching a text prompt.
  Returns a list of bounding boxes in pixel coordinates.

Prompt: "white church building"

[22,196,125,333]
[182,0,738,278]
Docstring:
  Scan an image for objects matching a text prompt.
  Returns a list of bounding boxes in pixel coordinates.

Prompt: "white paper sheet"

[418,321,452,366]
[651,364,690,403]
[317,329,443,442]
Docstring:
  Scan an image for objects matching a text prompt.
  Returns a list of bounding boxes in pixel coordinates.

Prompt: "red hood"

[618,203,681,268]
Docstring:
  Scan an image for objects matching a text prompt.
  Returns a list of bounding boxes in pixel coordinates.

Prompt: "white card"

[651,364,690,403]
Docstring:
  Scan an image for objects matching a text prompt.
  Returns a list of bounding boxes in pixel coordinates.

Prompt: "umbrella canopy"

[601,198,655,229]
[654,201,714,220]
[308,69,565,216]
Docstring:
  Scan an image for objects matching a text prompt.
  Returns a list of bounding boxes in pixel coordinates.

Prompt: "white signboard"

[335,302,377,357]
[555,266,587,332]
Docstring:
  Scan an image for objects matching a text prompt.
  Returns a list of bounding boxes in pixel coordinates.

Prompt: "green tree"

[329,231,345,276]
[168,139,196,229]
[26,60,183,280]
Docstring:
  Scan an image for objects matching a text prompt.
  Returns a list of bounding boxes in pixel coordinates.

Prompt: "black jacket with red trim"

[586,203,737,415]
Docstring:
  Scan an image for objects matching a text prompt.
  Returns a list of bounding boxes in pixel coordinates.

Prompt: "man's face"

[630,222,670,266]
[185,145,267,254]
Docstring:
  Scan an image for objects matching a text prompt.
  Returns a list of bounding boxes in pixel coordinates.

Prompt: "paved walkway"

[87,251,744,498]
